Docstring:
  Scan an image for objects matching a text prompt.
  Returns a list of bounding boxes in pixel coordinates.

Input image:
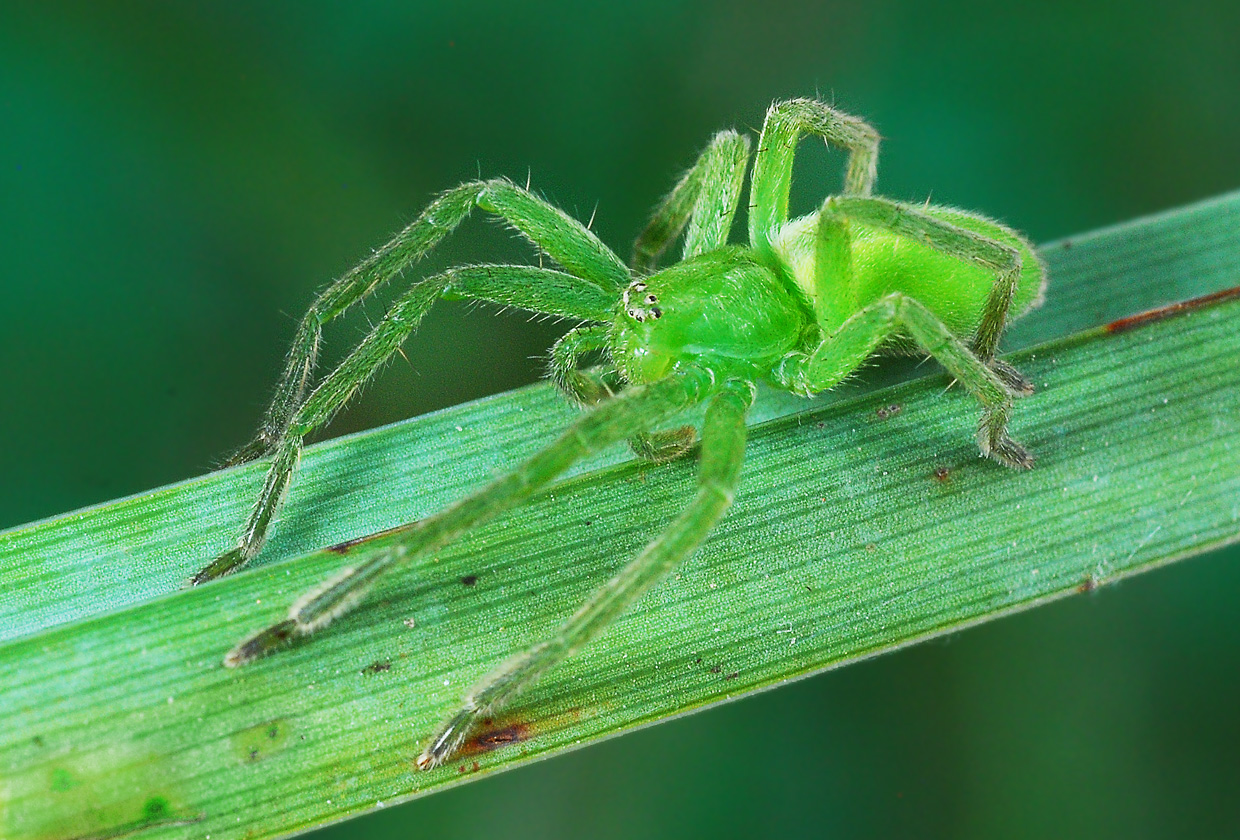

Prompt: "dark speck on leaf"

[465,722,531,754]
[361,660,392,675]
[461,575,478,587]
[725,672,739,681]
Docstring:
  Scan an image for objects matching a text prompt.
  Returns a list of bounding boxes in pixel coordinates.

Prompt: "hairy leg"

[631,130,751,274]
[194,264,618,584]
[549,326,696,462]
[548,325,618,406]
[445,264,613,321]
[230,178,629,466]
[777,292,1032,468]
[222,368,718,666]
[749,99,881,255]
[416,378,753,769]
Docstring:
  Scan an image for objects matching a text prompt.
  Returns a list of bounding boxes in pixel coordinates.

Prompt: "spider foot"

[188,547,247,587]
[987,435,1034,470]
[223,435,275,468]
[223,619,299,668]
[416,707,478,771]
[989,359,1034,396]
[977,411,1034,470]
[630,426,697,463]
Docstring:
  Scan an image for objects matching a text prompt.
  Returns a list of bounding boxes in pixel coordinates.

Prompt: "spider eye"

[650,307,662,319]
[633,281,647,291]
[645,294,658,304]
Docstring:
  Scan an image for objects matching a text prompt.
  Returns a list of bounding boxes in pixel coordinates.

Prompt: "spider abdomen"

[611,247,813,384]
[849,207,1045,338]
[774,205,1044,339]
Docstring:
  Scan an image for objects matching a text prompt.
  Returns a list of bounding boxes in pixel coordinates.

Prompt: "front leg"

[221,369,720,674]
[548,325,696,462]
[417,379,753,770]
[195,265,618,584]
[631,130,751,274]
[776,293,1033,469]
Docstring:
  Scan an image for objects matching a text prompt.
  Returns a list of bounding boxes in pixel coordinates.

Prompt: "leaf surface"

[1,192,1238,840]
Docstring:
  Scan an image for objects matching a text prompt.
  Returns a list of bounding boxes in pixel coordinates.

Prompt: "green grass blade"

[1,192,1238,840]
[4,190,1239,642]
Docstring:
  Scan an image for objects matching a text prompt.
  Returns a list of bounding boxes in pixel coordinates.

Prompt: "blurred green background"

[3,2,1238,837]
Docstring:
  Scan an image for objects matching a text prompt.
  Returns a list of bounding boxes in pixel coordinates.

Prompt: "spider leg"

[444,264,613,321]
[228,178,629,467]
[631,130,751,274]
[222,368,720,667]
[749,99,881,255]
[830,195,1038,372]
[416,378,753,770]
[193,264,617,584]
[776,289,1031,468]
[549,326,696,462]
[548,324,619,406]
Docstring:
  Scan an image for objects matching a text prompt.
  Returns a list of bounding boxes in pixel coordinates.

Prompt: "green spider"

[199,98,1046,770]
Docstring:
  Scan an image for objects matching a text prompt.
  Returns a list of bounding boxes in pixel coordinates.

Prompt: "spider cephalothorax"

[198,99,1044,770]
[622,279,660,322]
[612,249,811,385]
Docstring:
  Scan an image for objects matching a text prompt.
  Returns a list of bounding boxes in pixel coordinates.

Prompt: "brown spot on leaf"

[876,403,903,420]
[361,660,392,676]
[1105,286,1240,334]
[933,466,951,483]
[460,575,478,587]
[326,523,412,554]
[462,722,531,755]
